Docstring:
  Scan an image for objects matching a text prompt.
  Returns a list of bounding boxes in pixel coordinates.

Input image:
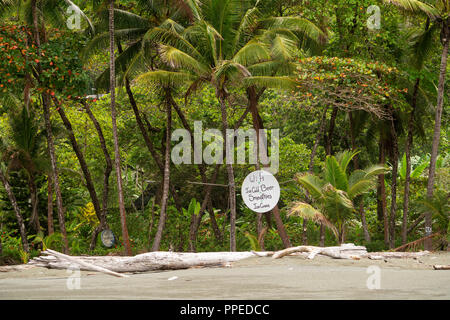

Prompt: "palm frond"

[82,28,148,59]
[95,40,143,91]
[348,179,376,199]
[269,34,297,60]
[408,22,438,70]
[322,184,354,213]
[144,26,204,63]
[295,173,324,200]
[95,8,150,34]
[63,0,95,34]
[136,70,194,87]
[159,44,209,75]
[336,150,360,174]
[288,201,338,237]
[324,155,348,191]
[383,0,440,18]
[233,41,271,67]
[215,60,251,81]
[411,158,429,179]
[242,76,297,90]
[261,16,326,45]
[363,164,389,179]
[246,60,297,76]
[231,5,261,52]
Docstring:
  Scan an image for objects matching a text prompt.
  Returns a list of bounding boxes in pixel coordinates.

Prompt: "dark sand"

[1,252,449,299]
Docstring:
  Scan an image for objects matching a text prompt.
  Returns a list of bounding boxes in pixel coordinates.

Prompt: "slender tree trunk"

[349,112,371,242]
[377,136,389,247]
[425,34,449,250]
[207,198,223,242]
[53,103,104,229]
[148,197,156,250]
[47,175,54,235]
[319,224,325,246]
[0,169,29,252]
[83,101,112,249]
[304,106,329,246]
[189,166,220,252]
[151,98,172,252]
[109,0,131,256]
[247,87,291,248]
[42,95,69,253]
[170,101,222,251]
[29,176,40,233]
[302,218,308,245]
[55,99,110,250]
[320,107,339,244]
[217,88,237,251]
[402,78,420,245]
[31,0,67,253]
[309,106,329,171]
[125,79,183,214]
[389,120,399,249]
[325,107,338,156]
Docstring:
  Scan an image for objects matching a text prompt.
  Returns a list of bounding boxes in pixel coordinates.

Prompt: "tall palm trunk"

[217,88,237,251]
[0,169,29,252]
[151,97,172,251]
[389,119,399,249]
[425,32,449,250]
[109,0,131,256]
[402,78,420,245]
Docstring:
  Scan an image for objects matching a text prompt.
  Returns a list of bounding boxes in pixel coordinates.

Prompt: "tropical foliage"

[0,0,448,265]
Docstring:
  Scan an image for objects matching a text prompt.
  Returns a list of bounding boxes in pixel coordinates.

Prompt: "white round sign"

[241,170,280,213]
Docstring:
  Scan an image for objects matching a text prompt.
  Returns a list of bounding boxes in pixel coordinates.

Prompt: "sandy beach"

[0,252,449,300]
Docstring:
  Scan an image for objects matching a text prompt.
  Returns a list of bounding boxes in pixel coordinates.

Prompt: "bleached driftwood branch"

[272,244,430,260]
[433,265,450,270]
[29,250,271,273]
[272,243,367,260]
[43,249,128,278]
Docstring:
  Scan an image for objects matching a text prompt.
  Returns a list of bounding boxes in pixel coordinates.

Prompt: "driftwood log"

[27,245,433,275]
[29,250,271,274]
[272,244,367,260]
[433,265,450,270]
[271,244,430,260]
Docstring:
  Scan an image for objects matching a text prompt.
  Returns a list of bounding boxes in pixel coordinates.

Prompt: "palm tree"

[137,0,324,250]
[290,150,388,244]
[108,0,132,256]
[84,2,191,245]
[0,137,30,252]
[383,0,449,250]
[4,107,49,234]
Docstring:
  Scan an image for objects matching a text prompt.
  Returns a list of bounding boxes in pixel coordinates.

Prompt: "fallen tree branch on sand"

[42,249,128,278]
[433,265,450,270]
[272,244,430,260]
[29,250,272,273]
[272,244,367,259]
[28,245,433,275]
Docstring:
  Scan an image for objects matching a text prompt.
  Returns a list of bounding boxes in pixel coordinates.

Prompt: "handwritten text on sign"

[241,170,280,213]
